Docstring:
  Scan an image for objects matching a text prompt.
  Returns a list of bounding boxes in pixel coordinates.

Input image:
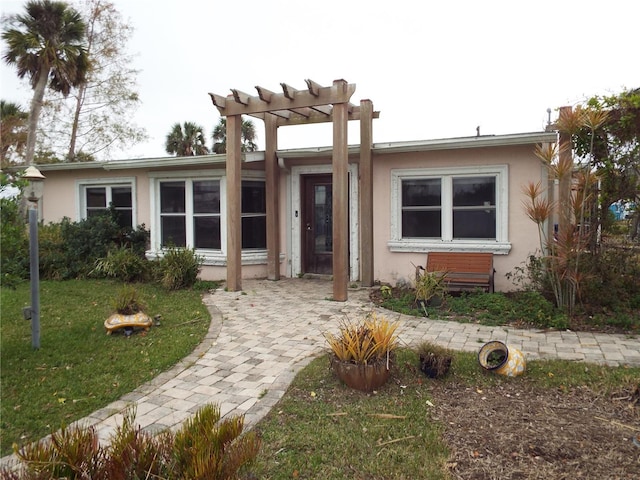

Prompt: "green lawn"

[249,349,639,479]
[0,279,211,457]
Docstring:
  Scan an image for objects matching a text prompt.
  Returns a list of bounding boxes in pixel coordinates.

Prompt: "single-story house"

[31,79,560,299]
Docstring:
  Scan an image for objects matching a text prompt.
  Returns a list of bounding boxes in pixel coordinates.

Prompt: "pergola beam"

[305,78,322,96]
[209,80,356,116]
[231,89,251,105]
[280,82,298,100]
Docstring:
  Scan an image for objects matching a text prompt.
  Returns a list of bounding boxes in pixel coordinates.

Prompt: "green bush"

[0,197,28,287]
[93,246,150,282]
[578,246,640,312]
[154,247,203,290]
[37,210,150,280]
[38,222,66,280]
[4,404,260,480]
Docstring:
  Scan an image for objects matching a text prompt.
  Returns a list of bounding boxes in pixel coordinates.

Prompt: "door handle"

[306,223,312,231]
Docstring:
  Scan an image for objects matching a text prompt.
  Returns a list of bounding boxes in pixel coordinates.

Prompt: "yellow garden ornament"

[478,341,526,377]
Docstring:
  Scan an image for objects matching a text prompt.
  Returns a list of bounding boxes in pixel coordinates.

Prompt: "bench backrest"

[426,252,493,274]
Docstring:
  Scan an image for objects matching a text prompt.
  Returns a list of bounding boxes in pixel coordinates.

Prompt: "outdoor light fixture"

[23,165,45,349]
[23,165,46,202]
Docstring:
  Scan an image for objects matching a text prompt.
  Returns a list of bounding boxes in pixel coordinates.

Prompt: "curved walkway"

[3,278,639,468]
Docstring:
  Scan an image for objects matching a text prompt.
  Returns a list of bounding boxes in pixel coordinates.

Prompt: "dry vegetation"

[429,379,639,479]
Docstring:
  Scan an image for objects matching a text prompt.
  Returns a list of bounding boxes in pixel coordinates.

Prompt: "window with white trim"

[241,180,266,249]
[82,183,133,229]
[390,165,510,253]
[158,178,266,251]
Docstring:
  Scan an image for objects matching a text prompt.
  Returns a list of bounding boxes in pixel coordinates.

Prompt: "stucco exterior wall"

[370,144,545,291]
[35,136,551,292]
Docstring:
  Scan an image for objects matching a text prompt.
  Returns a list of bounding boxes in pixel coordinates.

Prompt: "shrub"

[154,246,202,290]
[0,196,28,287]
[93,247,150,282]
[5,404,261,480]
[38,222,66,279]
[38,212,150,280]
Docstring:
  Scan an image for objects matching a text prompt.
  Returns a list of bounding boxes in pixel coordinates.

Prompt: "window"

[160,179,221,249]
[241,180,266,249]
[82,183,133,228]
[157,178,265,251]
[390,166,509,253]
[452,176,496,239]
[402,178,441,238]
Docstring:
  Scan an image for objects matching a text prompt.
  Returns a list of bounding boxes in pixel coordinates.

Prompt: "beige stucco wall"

[39,163,276,282]
[37,141,548,291]
[370,145,545,291]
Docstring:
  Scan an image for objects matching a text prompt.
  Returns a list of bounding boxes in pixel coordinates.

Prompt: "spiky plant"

[324,313,399,365]
[172,403,261,480]
[6,403,260,480]
[522,106,609,315]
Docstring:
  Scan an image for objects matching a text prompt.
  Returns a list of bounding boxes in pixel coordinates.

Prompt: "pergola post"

[359,99,374,286]
[226,114,242,291]
[209,79,378,300]
[265,113,280,280]
[332,80,349,301]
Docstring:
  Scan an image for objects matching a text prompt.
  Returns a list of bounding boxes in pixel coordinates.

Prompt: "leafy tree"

[0,100,28,167]
[165,121,209,156]
[1,0,89,165]
[572,88,640,239]
[38,0,147,161]
[211,116,258,154]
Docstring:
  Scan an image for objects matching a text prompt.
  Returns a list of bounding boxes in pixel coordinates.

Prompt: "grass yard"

[0,279,212,457]
[250,349,640,479]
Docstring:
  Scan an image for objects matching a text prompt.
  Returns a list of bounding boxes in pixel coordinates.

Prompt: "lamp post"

[23,165,45,349]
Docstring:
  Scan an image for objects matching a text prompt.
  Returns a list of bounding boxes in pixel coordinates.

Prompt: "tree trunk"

[25,68,50,165]
[67,83,86,160]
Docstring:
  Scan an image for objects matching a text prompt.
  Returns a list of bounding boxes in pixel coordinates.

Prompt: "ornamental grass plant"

[323,312,399,365]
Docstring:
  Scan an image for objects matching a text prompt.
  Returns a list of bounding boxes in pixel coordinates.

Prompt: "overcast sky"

[1,0,638,160]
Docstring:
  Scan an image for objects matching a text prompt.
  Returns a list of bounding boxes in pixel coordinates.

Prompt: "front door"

[302,175,333,274]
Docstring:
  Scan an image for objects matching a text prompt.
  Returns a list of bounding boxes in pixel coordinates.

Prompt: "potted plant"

[416,341,453,379]
[414,266,447,314]
[324,313,399,392]
[104,285,152,335]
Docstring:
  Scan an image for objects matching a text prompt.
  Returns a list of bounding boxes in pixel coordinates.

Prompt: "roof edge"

[12,132,557,171]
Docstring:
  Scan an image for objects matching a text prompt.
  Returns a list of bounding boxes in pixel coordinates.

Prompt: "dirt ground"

[428,380,640,479]
[369,289,640,478]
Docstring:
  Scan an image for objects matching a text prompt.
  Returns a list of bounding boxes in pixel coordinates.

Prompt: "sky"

[1,0,639,160]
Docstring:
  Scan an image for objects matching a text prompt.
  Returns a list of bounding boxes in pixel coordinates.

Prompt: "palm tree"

[0,100,29,167]
[212,117,258,154]
[2,0,89,166]
[165,121,209,156]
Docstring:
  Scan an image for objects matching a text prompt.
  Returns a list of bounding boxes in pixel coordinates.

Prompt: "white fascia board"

[275,132,557,159]
[32,152,265,172]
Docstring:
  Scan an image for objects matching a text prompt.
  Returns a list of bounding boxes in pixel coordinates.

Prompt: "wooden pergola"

[209,79,378,301]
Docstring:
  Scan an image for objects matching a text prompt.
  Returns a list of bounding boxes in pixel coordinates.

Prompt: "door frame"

[290,164,359,280]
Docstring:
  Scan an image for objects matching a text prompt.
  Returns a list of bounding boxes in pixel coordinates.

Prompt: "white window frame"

[148,170,268,266]
[76,177,137,227]
[389,165,511,254]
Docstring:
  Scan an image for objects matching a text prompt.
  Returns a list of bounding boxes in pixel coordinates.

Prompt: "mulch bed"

[428,381,640,479]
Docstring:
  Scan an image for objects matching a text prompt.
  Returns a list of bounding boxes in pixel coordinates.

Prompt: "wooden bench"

[425,252,495,293]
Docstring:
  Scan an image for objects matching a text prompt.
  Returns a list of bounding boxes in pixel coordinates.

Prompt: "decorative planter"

[478,341,526,377]
[330,356,391,392]
[104,312,152,335]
